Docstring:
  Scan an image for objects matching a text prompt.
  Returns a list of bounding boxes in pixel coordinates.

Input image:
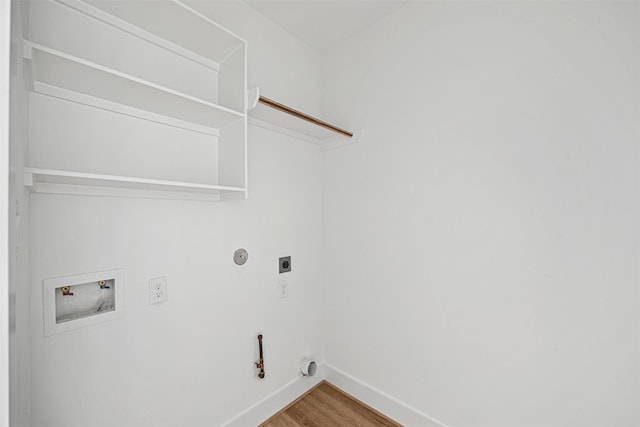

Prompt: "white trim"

[43,269,124,337]
[220,362,441,427]
[320,129,363,152]
[242,42,249,200]
[249,117,324,146]
[0,1,11,426]
[221,364,325,427]
[24,167,247,192]
[324,364,448,427]
[33,83,221,137]
[28,183,227,202]
[173,0,247,45]
[248,117,363,152]
[24,168,246,201]
[23,41,245,119]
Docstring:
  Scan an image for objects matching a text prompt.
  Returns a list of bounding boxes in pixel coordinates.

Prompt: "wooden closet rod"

[258,96,353,138]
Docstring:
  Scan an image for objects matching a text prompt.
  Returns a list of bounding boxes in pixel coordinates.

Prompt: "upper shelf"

[23,41,244,135]
[57,0,245,70]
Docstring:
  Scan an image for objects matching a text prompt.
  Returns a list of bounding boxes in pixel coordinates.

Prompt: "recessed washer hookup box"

[43,269,124,336]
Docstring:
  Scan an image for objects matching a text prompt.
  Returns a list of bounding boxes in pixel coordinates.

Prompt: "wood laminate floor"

[260,381,402,427]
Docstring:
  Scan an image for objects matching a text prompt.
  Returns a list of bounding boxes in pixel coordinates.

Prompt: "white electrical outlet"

[278,279,288,299]
[149,277,167,304]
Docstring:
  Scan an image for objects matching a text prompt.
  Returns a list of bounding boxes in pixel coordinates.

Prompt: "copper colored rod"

[258,95,353,138]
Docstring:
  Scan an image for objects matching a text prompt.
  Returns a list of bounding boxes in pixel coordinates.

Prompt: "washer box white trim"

[43,269,124,336]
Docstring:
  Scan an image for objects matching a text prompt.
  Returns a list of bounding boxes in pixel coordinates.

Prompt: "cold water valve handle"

[256,334,265,379]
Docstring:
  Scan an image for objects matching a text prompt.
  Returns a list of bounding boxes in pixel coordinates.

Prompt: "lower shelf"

[24,167,246,201]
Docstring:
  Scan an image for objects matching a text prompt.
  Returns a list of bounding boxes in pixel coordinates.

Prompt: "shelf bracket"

[23,171,34,188]
[247,86,260,111]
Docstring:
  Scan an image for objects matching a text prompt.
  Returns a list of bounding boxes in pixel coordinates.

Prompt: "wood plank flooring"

[260,381,402,427]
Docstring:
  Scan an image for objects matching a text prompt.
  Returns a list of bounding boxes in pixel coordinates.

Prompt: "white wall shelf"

[23,41,243,135]
[248,87,360,151]
[57,0,246,70]
[250,103,340,140]
[24,0,248,200]
[24,168,246,202]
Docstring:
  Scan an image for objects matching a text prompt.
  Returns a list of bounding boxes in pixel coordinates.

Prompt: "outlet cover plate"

[278,279,288,298]
[149,276,167,304]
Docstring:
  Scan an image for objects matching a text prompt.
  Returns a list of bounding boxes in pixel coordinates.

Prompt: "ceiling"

[244,1,408,52]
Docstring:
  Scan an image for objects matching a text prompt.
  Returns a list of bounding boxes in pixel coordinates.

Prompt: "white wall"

[185,0,323,117]
[21,1,640,426]
[1,1,12,426]
[8,0,31,425]
[322,2,640,427]
[27,2,323,426]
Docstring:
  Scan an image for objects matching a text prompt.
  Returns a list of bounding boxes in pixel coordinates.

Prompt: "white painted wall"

[19,1,640,426]
[8,0,32,426]
[26,2,323,426]
[1,1,12,425]
[322,2,640,427]
[185,0,323,117]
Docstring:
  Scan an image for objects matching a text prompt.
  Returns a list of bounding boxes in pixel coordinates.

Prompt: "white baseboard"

[324,364,448,427]
[221,364,326,427]
[222,363,446,427]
